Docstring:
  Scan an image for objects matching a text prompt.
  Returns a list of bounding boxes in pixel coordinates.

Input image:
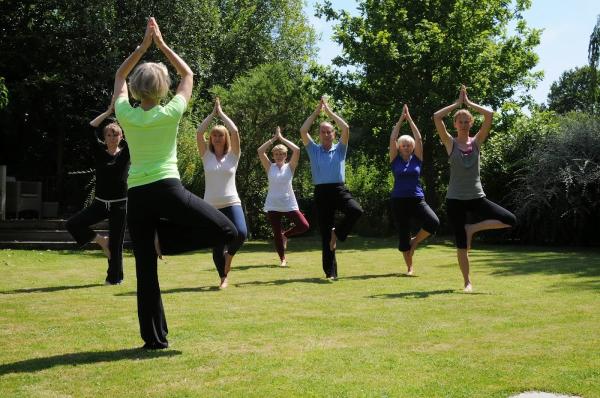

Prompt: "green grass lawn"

[1,237,599,397]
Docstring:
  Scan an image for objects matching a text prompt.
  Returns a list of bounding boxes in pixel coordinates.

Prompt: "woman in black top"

[66,102,130,285]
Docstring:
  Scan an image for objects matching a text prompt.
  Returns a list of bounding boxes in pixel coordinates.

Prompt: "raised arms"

[90,98,115,128]
[151,19,193,103]
[113,19,153,100]
[389,111,404,163]
[404,105,423,160]
[433,89,462,155]
[196,101,217,157]
[322,97,350,145]
[463,88,493,146]
[300,100,322,146]
[113,18,193,104]
[215,98,240,157]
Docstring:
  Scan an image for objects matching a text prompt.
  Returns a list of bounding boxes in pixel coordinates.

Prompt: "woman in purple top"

[389,104,439,275]
[434,86,516,292]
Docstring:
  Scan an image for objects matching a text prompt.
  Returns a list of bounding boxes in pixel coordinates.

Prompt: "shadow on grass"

[114,285,221,297]
[472,246,600,290]
[230,264,279,271]
[1,283,103,294]
[0,348,181,376]
[369,289,456,299]
[234,272,400,288]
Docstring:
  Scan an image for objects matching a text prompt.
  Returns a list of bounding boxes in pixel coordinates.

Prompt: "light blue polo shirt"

[305,140,347,185]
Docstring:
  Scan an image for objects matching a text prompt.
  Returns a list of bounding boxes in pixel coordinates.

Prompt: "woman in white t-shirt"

[257,127,309,267]
[197,98,247,289]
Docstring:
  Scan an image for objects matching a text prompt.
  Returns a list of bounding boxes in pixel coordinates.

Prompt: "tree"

[0,0,315,209]
[547,66,600,114]
[588,15,600,113]
[315,0,541,210]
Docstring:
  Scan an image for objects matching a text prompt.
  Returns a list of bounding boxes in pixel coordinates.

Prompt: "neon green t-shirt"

[115,94,187,188]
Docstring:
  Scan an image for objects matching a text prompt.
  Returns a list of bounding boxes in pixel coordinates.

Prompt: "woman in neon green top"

[113,18,237,349]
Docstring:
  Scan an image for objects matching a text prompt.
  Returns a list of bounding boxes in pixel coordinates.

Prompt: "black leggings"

[314,183,363,278]
[391,197,439,252]
[446,197,516,249]
[65,199,127,284]
[127,178,237,348]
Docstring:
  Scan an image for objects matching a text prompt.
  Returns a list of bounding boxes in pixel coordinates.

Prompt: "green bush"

[511,113,600,245]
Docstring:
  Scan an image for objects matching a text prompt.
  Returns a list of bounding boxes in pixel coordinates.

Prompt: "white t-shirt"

[264,163,299,212]
[202,151,241,209]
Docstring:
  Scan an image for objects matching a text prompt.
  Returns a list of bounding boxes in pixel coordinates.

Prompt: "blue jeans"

[213,205,247,277]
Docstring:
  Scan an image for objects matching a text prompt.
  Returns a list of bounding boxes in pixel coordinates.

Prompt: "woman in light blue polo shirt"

[300,97,363,280]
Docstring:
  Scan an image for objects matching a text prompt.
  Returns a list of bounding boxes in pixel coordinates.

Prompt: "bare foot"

[280,259,288,267]
[463,283,473,293]
[95,235,111,260]
[329,228,337,251]
[154,232,162,260]
[465,224,474,251]
[407,266,414,276]
[282,234,288,250]
[219,277,228,289]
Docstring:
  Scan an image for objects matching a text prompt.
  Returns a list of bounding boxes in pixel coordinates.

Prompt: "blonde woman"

[388,104,439,275]
[434,86,516,292]
[114,18,237,349]
[257,127,309,267]
[196,98,247,289]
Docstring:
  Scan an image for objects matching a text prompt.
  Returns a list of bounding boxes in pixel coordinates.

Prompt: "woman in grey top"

[434,86,516,292]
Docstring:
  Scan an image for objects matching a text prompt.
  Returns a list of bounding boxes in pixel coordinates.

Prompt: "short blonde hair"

[453,109,474,123]
[397,135,415,148]
[209,125,231,154]
[129,62,171,101]
[271,144,288,154]
[102,122,123,140]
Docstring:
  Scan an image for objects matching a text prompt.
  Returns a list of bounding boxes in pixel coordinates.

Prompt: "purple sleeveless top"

[391,155,424,198]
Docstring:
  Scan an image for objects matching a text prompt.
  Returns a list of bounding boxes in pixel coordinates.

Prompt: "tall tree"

[547,66,600,114]
[0,0,315,208]
[315,0,541,209]
[588,15,600,114]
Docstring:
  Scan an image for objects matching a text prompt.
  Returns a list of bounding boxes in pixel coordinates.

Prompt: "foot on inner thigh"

[95,235,111,260]
[409,237,417,258]
[329,228,337,251]
[224,252,232,275]
[465,224,474,251]
[154,232,162,260]
[282,234,288,250]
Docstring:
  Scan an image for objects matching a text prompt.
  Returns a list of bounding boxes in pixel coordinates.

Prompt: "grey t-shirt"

[446,138,485,200]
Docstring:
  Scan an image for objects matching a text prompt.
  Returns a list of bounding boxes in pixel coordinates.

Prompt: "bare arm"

[215,98,240,157]
[322,97,349,145]
[300,101,322,146]
[90,99,115,128]
[196,102,216,157]
[389,115,402,163]
[434,89,463,155]
[113,19,153,100]
[276,128,301,171]
[463,87,493,146]
[257,133,275,173]
[152,18,193,103]
[404,105,423,161]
